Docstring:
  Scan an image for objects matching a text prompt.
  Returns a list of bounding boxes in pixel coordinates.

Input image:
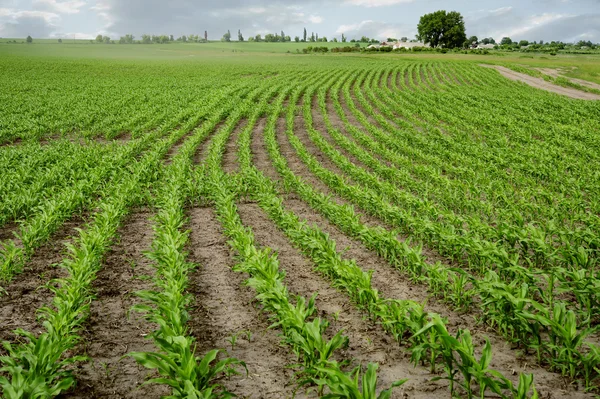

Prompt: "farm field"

[1,44,600,398]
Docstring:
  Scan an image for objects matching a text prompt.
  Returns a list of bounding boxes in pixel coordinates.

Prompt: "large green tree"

[417,10,467,48]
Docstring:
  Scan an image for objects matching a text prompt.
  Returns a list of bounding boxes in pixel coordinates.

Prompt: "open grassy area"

[2,39,599,84]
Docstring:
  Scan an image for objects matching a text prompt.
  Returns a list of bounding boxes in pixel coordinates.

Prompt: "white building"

[393,41,429,49]
[475,43,496,49]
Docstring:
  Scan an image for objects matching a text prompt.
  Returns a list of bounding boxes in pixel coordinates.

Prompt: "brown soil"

[369,88,424,133]
[222,119,249,174]
[356,83,405,132]
[278,105,465,272]
[111,131,133,142]
[237,202,448,398]
[294,101,358,187]
[186,207,300,398]
[386,70,394,90]
[62,210,168,399]
[0,222,19,242]
[480,64,600,100]
[401,69,412,90]
[348,85,384,130]
[337,90,368,130]
[443,67,463,86]
[242,107,445,397]
[273,194,588,397]
[0,215,83,344]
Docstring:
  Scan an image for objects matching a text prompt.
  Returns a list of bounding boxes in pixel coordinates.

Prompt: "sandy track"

[480,64,600,100]
[537,67,600,91]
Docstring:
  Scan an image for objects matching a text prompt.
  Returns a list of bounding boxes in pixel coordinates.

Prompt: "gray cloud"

[466,6,599,42]
[335,19,415,40]
[0,9,59,37]
[522,14,600,42]
[1,0,598,42]
[95,0,326,39]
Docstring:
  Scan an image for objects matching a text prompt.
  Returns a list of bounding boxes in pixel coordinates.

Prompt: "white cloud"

[505,13,569,37]
[0,8,60,37]
[466,6,599,42]
[0,8,58,21]
[51,30,95,39]
[1,0,598,42]
[33,0,86,15]
[344,0,414,6]
[309,15,322,23]
[489,6,513,15]
[336,19,413,39]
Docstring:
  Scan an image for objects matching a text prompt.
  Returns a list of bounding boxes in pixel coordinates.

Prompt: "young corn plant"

[521,302,599,379]
[579,342,600,391]
[311,363,406,399]
[130,347,244,399]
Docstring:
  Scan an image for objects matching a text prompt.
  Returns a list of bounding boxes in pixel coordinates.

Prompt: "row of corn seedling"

[308,65,600,390]
[236,72,537,399]
[128,87,257,397]
[201,78,405,398]
[0,117,197,397]
[0,85,247,285]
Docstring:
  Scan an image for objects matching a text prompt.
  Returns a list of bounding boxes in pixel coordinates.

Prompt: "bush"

[331,46,361,53]
[303,46,329,54]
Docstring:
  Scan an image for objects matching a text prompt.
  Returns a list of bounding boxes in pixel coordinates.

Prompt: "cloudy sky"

[0,0,598,43]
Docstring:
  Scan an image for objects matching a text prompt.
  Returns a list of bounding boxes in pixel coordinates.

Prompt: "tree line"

[22,11,600,50]
[90,32,209,44]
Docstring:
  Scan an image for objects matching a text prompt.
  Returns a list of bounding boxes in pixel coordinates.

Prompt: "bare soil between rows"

[186,206,301,398]
[62,209,167,399]
[0,215,84,344]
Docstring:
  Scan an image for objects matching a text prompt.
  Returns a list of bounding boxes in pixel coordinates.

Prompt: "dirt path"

[536,67,600,91]
[186,207,299,399]
[63,210,168,399]
[480,64,600,100]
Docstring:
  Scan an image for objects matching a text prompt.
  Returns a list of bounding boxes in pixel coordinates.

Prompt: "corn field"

[1,51,600,398]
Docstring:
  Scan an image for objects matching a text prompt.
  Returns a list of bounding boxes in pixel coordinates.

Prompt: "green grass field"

[2,39,599,83]
[1,41,599,399]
